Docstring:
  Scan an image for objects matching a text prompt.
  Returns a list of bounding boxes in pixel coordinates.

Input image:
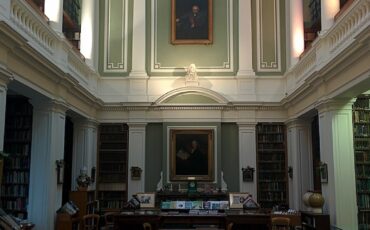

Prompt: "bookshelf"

[256,123,288,209]
[1,96,33,219]
[353,94,370,230]
[97,124,128,212]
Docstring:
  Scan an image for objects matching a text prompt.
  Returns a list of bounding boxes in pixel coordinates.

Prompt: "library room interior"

[0,0,369,229]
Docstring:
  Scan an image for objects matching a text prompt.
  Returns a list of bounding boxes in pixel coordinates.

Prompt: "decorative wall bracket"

[56,159,64,184]
[288,166,293,179]
[241,166,255,182]
[131,166,143,180]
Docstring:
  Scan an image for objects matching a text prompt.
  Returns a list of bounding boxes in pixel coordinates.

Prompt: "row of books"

[359,212,370,230]
[4,157,30,169]
[1,185,29,197]
[100,142,127,150]
[354,97,370,109]
[259,164,285,171]
[355,166,370,177]
[357,194,370,209]
[100,152,127,161]
[353,111,370,123]
[258,143,285,151]
[258,153,285,161]
[258,192,285,201]
[100,162,127,171]
[2,171,29,184]
[6,102,32,115]
[354,140,369,150]
[2,198,27,211]
[357,180,370,191]
[354,124,369,136]
[4,130,32,141]
[160,200,229,210]
[258,174,286,181]
[100,200,124,209]
[356,151,370,162]
[259,182,286,190]
[257,125,284,133]
[258,134,284,142]
[3,144,30,156]
[5,116,32,129]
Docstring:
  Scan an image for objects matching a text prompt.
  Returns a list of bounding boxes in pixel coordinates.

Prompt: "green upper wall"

[98,0,286,77]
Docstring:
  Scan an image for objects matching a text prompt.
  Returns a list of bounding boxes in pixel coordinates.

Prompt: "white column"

[44,0,64,34]
[80,0,97,68]
[127,123,147,198]
[0,70,13,151]
[288,0,304,67]
[237,0,255,77]
[129,0,147,77]
[72,118,98,191]
[238,123,257,199]
[0,0,10,20]
[317,99,358,230]
[28,99,67,230]
[321,0,340,33]
[286,119,313,211]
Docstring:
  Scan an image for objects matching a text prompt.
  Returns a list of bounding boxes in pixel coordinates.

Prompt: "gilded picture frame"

[170,129,214,181]
[171,0,213,45]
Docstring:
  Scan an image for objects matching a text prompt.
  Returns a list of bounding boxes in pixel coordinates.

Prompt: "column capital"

[73,117,99,128]
[0,68,14,88]
[127,122,147,129]
[237,122,257,128]
[31,98,69,114]
[315,98,355,113]
[285,118,310,128]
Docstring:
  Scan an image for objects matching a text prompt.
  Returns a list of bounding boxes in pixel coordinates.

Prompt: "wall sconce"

[242,166,255,182]
[319,162,328,183]
[288,166,293,179]
[56,159,64,184]
[130,166,142,180]
[91,167,96,183]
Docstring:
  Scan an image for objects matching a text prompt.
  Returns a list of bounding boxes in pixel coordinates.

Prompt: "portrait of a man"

[170,129,214,181]
[171,0,213,44]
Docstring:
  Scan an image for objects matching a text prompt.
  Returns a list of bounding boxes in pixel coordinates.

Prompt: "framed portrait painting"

[171,0,213,44]
[136,193,156,208]
[170,129,214,181]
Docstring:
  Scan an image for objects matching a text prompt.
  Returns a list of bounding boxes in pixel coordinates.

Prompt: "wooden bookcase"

[256,123,288,209]
[1,96,33,219]
[97,124,128,212]
[353,94,370,230]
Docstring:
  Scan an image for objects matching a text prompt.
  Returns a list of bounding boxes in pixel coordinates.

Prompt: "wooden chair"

[143,222,152,230]
[226,222,234,230]
[82,214,100,230]
[101,212,115,230]
[271,217,290,230]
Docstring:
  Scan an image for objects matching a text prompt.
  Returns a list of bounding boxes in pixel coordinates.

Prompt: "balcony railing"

[286,0,370,95]
[4,0,96,92]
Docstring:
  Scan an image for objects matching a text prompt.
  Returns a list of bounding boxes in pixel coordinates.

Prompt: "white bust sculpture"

[185,64,198,82]
[156,171,163,191]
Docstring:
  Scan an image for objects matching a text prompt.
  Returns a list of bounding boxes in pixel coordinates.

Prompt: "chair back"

[271,217,290,230]
[103,212,116,230]
[82,214,100,230]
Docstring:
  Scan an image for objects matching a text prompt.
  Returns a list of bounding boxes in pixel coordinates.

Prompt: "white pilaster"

[0,70,13,151]
[317,99,358,230]
[80,0,97,68]
[44,0,64,34]
[289,0,304,67]
[238,123,257,199]
[127,123,147,198]
[72,118,98,191]
[237,0,255,77]
[129,0,147,77]
[0,0,10,20]
[28,99,67,230]
[321,0,340,34]
[286,119,313,211]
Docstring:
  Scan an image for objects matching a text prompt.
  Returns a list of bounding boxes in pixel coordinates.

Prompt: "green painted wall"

[221,123,239,192]
[145,123,163,192]
[164,94,219,104]
[252,0,286,75]
[99,0,133,76]
[144,122,239,191]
